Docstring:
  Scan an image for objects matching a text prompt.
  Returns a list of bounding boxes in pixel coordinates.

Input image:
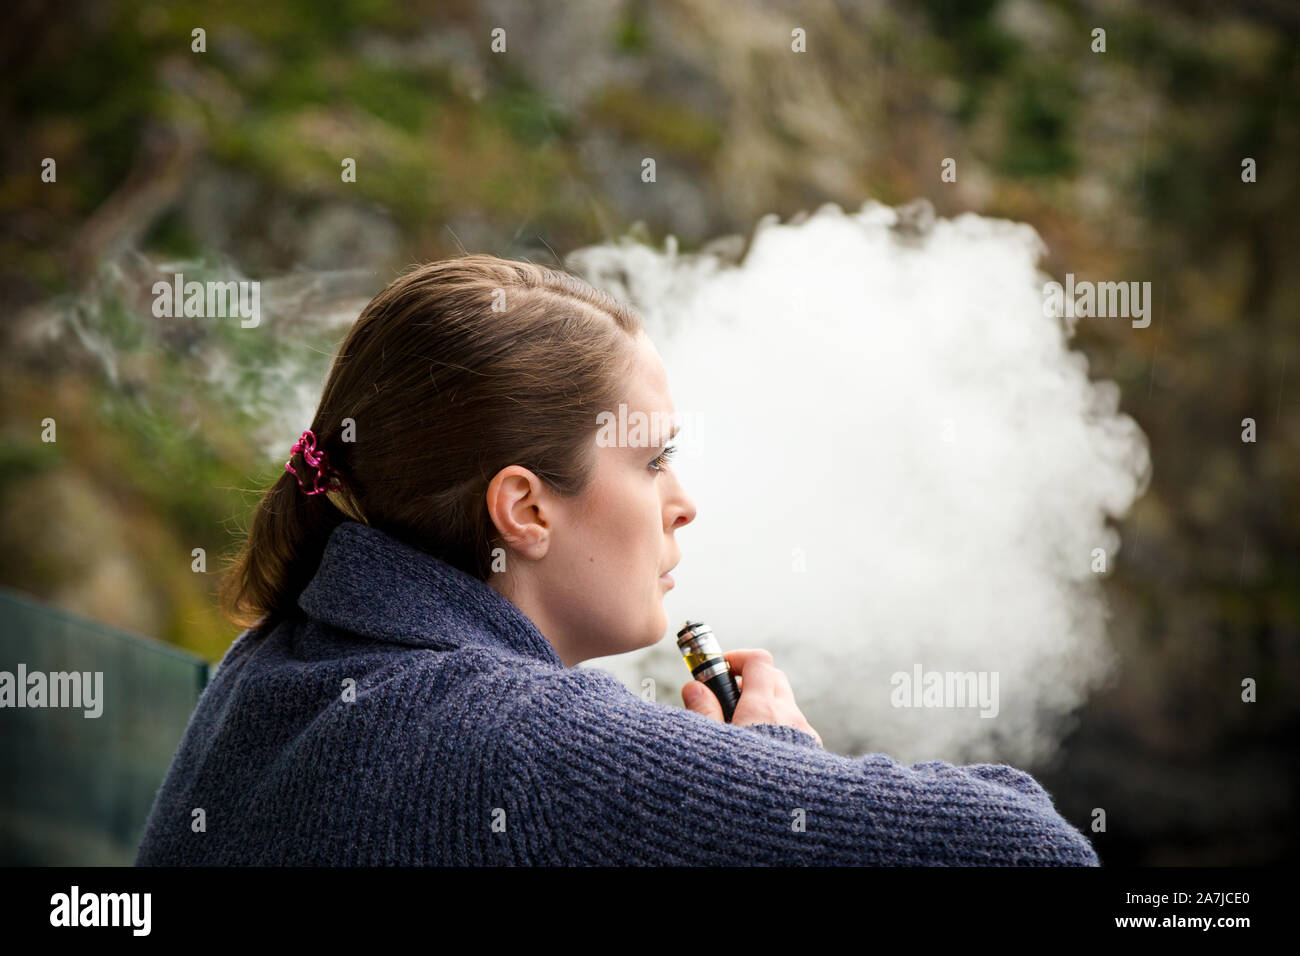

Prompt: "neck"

[485,573,581,668]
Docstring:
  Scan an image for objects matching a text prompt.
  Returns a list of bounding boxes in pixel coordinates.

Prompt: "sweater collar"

[296,520,564,669]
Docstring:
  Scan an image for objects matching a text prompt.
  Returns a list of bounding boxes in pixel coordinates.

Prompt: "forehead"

[625,333,671,409]
[610,334,677,447]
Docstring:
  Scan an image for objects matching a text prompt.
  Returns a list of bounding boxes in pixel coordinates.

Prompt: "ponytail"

[217,461,348,630]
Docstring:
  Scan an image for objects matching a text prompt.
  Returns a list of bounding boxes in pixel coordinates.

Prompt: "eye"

[649,444,677,473]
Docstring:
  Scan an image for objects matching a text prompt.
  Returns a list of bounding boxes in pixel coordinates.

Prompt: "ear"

[485,465,551,560]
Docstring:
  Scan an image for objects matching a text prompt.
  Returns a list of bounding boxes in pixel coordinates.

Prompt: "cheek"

[591,476,661,577]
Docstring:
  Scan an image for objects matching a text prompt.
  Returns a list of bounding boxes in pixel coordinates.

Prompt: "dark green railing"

[0,587,210,865]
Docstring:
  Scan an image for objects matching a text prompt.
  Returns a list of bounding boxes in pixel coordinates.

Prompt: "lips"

[660,556,679,588]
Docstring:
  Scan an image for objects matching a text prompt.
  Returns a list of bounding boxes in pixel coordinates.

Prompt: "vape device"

[675,620,741,722]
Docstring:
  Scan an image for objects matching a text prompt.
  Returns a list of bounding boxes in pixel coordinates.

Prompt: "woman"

[134,254,1100,866]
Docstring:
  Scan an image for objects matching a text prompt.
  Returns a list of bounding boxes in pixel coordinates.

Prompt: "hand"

[680,647,822,747]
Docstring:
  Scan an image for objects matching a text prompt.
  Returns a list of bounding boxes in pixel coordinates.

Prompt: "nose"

[666,482,697,532]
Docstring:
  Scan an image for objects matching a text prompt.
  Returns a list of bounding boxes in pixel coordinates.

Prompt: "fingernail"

[683,683,701,704]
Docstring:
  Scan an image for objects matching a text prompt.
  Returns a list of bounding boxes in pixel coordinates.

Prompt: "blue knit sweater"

[135,520,1100,866]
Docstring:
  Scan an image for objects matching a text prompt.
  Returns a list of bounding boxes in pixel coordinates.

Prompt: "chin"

[649,605,668,643]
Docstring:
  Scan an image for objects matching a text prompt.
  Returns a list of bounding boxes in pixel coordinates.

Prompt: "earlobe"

[494,514,548,556]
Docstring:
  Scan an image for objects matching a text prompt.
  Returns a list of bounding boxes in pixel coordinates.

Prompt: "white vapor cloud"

[570,200,1151,766]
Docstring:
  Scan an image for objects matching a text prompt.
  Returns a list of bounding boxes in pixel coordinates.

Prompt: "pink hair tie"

[286,429,341,496]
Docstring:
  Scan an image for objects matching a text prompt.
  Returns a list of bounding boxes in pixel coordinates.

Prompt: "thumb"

[682,680,723,721]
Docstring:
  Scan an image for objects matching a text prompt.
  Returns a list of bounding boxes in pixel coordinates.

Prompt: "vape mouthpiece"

[675,620,741,722]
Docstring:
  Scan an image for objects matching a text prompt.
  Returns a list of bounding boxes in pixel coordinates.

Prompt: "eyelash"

[649,444,677,472]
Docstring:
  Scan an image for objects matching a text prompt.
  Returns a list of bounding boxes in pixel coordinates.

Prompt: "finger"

[722,648,775,676]
[725,655,778,699]
[681,679,723,721]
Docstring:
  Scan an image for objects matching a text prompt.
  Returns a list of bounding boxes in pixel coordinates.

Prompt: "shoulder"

[494,661,820,767]
[499,662,689,735]
[506,661,637,705]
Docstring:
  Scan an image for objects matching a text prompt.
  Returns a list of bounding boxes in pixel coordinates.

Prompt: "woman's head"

[483,329,696,666]
[220,254,695,666]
